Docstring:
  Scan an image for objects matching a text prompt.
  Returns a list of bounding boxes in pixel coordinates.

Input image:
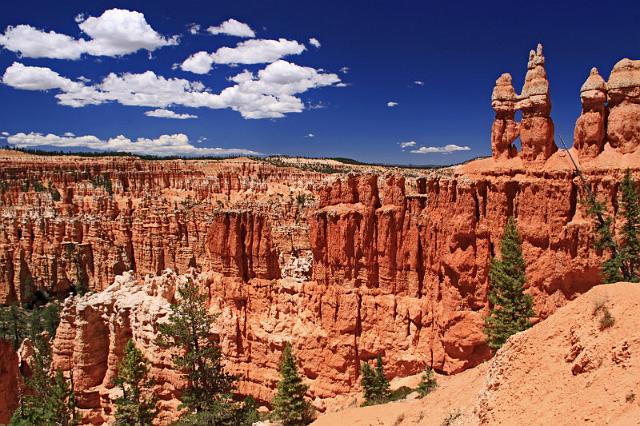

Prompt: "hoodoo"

[606,58,640,154]
[574,67,608,159]
[517,43,557,161]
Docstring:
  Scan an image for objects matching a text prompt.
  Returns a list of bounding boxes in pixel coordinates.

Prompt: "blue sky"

[0,0,639,164]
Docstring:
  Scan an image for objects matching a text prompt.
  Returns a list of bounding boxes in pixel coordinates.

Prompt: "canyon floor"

[313,282,640,425]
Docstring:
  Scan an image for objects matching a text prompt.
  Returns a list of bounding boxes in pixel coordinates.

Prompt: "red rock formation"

[574,68,607,158]
[606,58,640,154]
[0,339,19,424]
[517,44,557,161]
[52,271,183,425]
[491,73,519,159]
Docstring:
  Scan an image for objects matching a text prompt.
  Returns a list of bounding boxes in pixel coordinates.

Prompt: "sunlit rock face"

[574,67,607,159]
[606,58,640,154]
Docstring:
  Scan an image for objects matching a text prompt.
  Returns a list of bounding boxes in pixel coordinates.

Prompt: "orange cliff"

[0,45,639,424]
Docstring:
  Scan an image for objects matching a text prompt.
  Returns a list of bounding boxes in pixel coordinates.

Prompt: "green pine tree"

[272,343,311,425]
[113,340,157,426]
[416,367,437,398]
[360,354,390,406]
[0,304,27,350]
[484,217,534,351]
[360,361,377,405]
[156,278,239,423]
[10,334,78,425]
[373,354,390,400]
[619,169,640,282]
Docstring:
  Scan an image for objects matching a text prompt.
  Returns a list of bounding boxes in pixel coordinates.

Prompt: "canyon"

[1,45,639,424]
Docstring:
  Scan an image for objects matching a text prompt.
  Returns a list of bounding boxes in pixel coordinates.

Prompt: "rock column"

[517,44,557,161]
[574,68,607,158]
[491,73,519,159]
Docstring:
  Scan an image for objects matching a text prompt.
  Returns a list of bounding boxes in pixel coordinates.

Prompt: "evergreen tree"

[416,367,437,398]
[360,354,390,406]
[156,278,239,423]
[10,334,78,425]
[585,170,640,283]
[484,217,534,351]
[619,169,640,282]
[0,304,27,349]
[272,343,311,425]
[373,354,390,400]
[113,340,157,426]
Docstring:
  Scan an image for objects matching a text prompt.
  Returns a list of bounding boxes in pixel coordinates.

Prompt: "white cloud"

[1,62,83,91]
[1,132,9,136]
[63,132,75,137]
[180,51,216,74]
[181,38,305,74]
[305,133,315,138]
[6,132,258,156]
[387,101,398,107]
[309,37,321,48]
[3,61,342,119]
[0,25,86,59]
[414,80,424,86]
[78,9,178,56]
[410,144,471,154]
[400,141,416,149]
[207,19,255,38]
[145,108,197,119]
[0,8,177,60]
[339,66,349,74]
[188,23,200,35]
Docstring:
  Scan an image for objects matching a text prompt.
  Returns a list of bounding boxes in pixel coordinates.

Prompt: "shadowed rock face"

[0,340,19,424]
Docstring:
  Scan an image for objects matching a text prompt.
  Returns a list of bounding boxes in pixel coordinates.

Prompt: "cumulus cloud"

[400,141,416,149]
[2,62,83,91]
[180,51,216,74]
[414,80,424,86]
[309,37,321,48]
[187,23,200,35]
[6,132,259,156]
[339,66,349,74]
[305,133,315,138]
[410,144,471,154]
[387,101,398,107]
[181,38,305,74]
[3,60,342,119]
[145,108,197,119]
[207,19,255,38]
[0,8,177,60]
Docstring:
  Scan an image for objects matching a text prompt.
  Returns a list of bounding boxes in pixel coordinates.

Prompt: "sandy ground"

[312,283,640,425]
[312,363,488,426]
